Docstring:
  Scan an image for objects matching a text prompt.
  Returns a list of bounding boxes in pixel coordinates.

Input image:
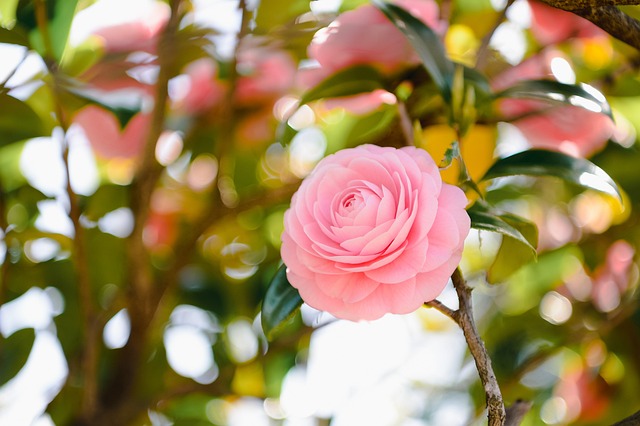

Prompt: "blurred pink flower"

[91,1,170,53]
[301,0,443,115]
[321,90,398,115]
[235,109,276,147]
[235,48,297,106]
[170,58,227,115]
[528,0,604,45]
[554,364,611,422]
[592,240,636,312]
[74,105,150,159]
[493,50,614,157]
[281,144,470,321]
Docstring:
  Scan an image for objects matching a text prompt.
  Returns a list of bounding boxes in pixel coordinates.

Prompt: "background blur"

[0,0,640,425]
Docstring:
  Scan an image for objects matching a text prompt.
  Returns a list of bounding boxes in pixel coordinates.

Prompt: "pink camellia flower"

[300,0,443,115]
[528,0,604,45]
[493,50,614,157]
[281,144,470,321]
[74,105,150,159]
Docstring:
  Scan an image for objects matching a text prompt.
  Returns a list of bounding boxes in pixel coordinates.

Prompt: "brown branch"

[539,1,640,50]
[540,0,640,10]
[35,0,101,420]
[451,268,506,426]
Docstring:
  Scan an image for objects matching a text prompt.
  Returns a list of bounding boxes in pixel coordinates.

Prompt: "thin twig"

[424,299,459,321]
[451,268,506,426]
[397,100,415,146]
[476,0,515,70]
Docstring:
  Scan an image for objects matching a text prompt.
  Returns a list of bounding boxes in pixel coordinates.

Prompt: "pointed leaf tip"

[261,264,303,340]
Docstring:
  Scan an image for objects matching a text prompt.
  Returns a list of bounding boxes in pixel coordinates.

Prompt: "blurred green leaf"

[374,0,454,103]
[494,79,612,119]
[0,25,29,46]
[261,264,302,341]
[488,215,538,284]
[0,328,35,385]
[83,185,129,221]
[26,0,78,61]
[467,201,536,253]
[255,0,310,31]
[0,93,45,147]
[300,65,385,105]
[481,149,621,200]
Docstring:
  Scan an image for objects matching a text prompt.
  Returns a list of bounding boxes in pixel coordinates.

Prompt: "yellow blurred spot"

[578,38,613,71]
[445,24,480,67]
[419,124,496,200]
[571,189,630,234]
[417,306,455,331]
[105,158,135,185]
[232,363,265,397]
[600,353,625,384]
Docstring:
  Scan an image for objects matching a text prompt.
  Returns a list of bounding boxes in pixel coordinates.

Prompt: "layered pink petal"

[281,144,470,321]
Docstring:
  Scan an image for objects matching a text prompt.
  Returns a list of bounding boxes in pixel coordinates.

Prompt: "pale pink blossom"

[74,105,150,159]
[592,240,636,312]
[281,144,470,321]
[301,0,443,115]
[493,50,614,157]
[528,0,604,45]
[170,58,227,114]
[91,1,170,53]
[235,48,297,106]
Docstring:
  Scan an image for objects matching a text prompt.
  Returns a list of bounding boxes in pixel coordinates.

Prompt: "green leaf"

[261,264,303,340]
[373,0,455,103]
[27,0,78,61]
[83,184,129,221]
[0,93,46,147]
[488,215,538,284]
[300,65,385,105]
[467,201,536,253]
[0,328,35,385]
[277,65,386,145]
[0,25,29,46]
[439,140,459,169]
[481,149,621,200]
[494,79,612,119]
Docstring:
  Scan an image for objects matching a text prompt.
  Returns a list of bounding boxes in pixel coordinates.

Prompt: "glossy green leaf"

[467,201,536,253]
[300,65,385,106]
[481,149,621,200]
[0,93,46,147]
[0,328,35,385]
[278,65,386,145]
[494,79,612,118]
[261,264,303,341]
[488,215,538,284]
[373,0,454,102]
